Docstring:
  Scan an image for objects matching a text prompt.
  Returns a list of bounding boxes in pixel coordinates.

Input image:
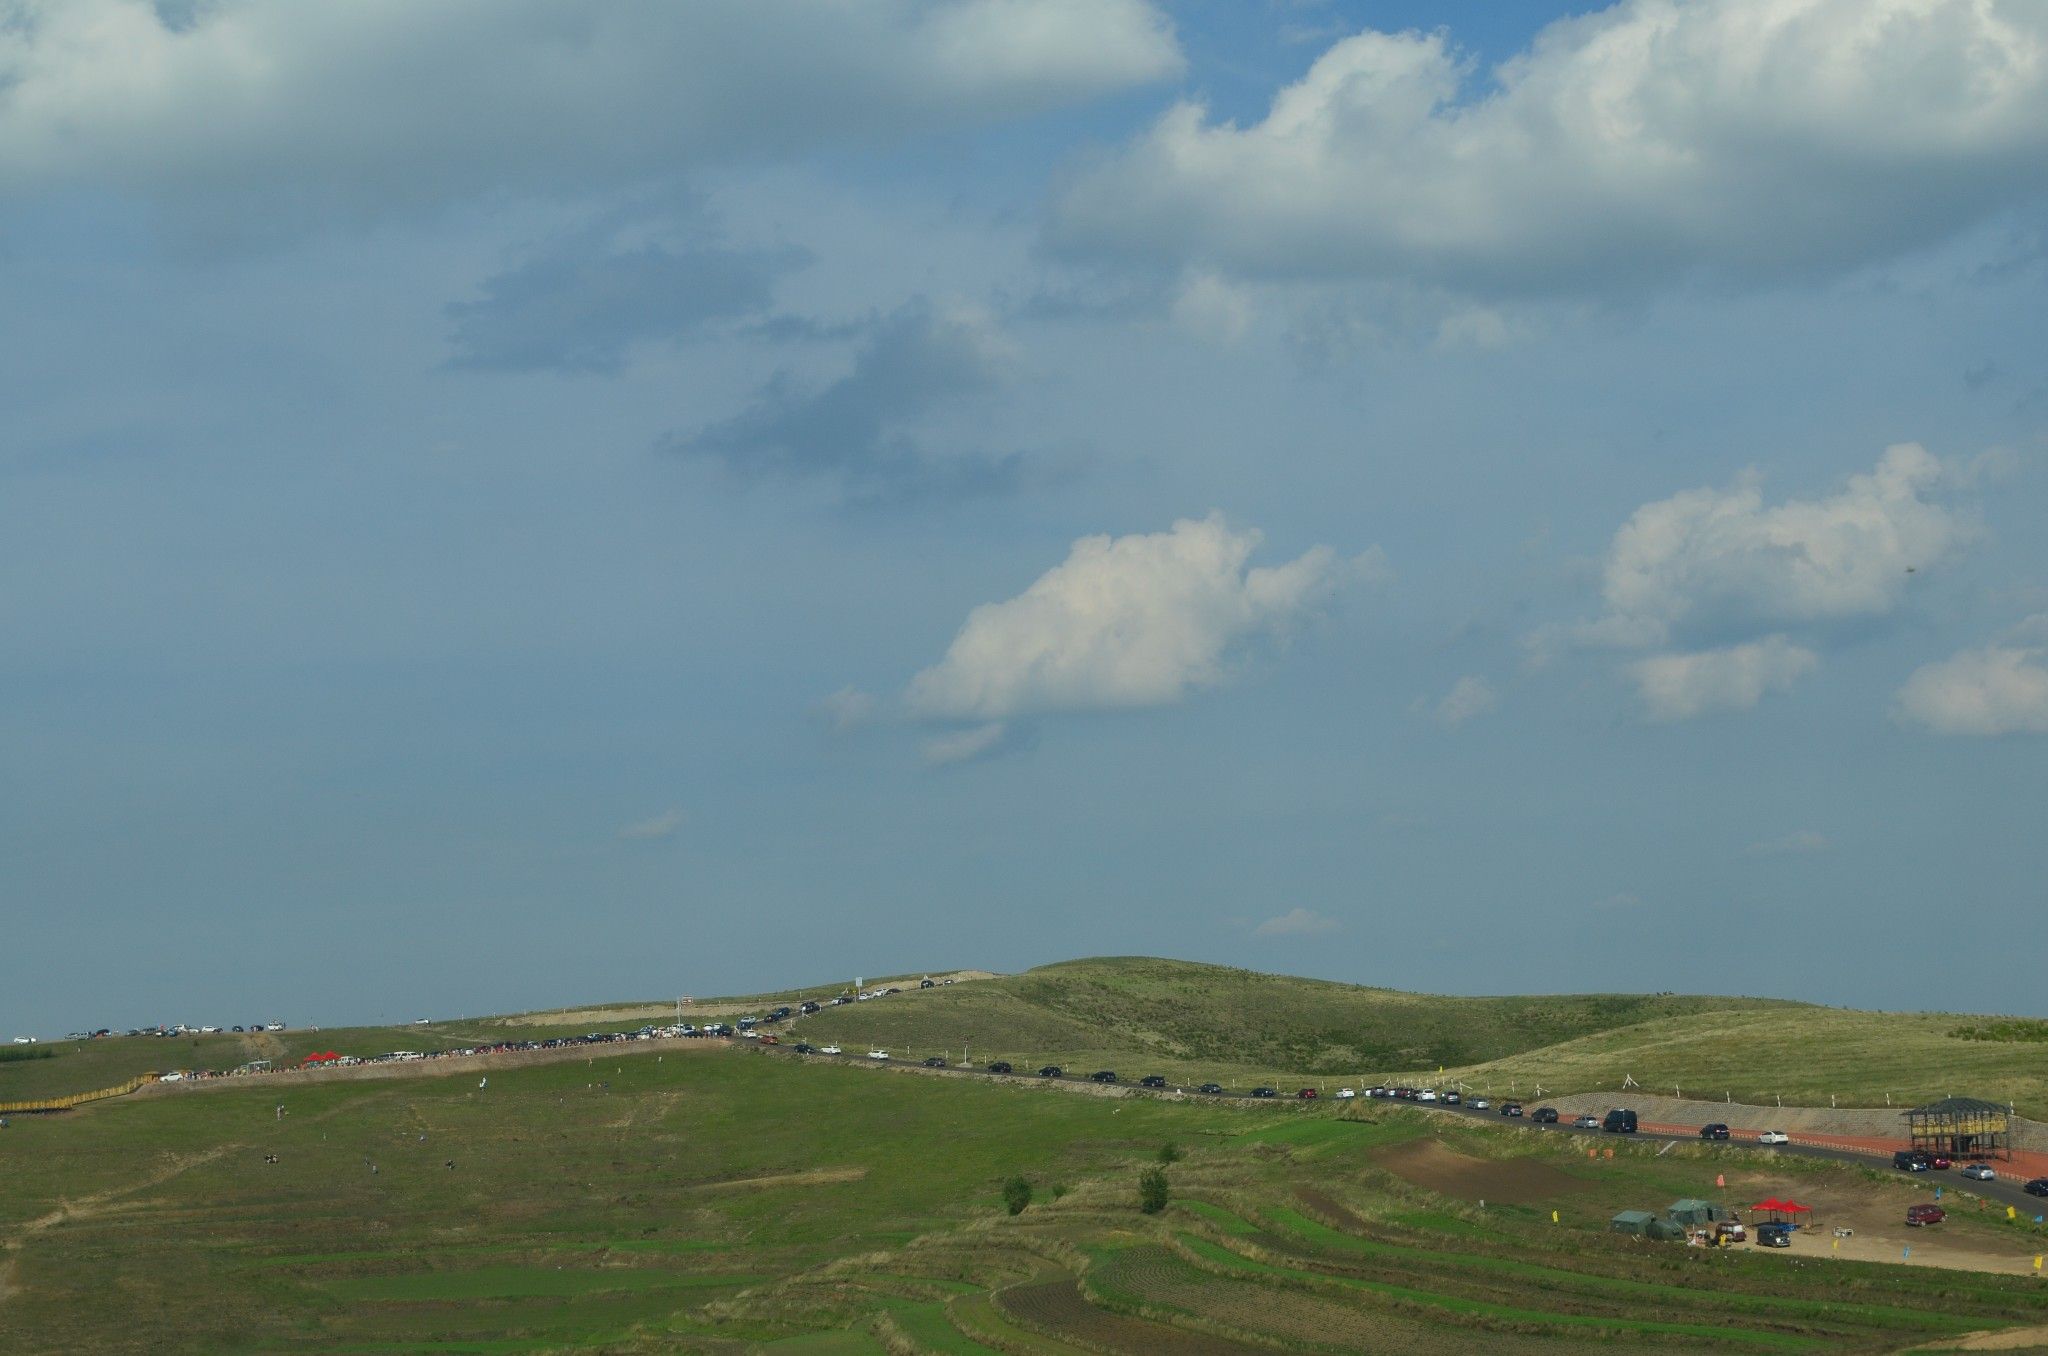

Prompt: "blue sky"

[3,0,2046,1035]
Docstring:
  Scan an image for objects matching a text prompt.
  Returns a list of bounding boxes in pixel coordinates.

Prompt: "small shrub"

[1002,1176,1032,1216]
[1138,1167,1169,1215]
[1157,1142,1183,1164]
[0,1047,54,1064]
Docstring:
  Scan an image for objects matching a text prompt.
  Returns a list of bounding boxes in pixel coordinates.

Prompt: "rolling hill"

[791,956,1805,1082]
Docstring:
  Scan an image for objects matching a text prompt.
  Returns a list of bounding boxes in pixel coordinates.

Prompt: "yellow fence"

[0,1073,159,1115]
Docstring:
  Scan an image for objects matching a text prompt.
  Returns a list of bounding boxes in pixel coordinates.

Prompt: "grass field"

[7,1033,2048,1354]
[790,957,1808,1088]
[15,955,2048,1123]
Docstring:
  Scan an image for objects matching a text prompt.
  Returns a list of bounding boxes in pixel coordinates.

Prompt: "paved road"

[772,1042,2048,1218]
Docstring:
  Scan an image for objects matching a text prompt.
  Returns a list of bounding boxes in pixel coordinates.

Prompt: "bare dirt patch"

[1372,1139,1593,1206]
[1903,1324,2048,1352]
[1729,1172,2044,1277]
[690,1166,867,1194]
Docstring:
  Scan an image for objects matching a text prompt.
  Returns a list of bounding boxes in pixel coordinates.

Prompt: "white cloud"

[1431,675,1499,728]
[1254,907,1341,937]
[906,513,1374,722]
[1629,636,1817,720]
[1587,444,1969,648]
[920,722,1009,766]
[616,807,687,841]
[1896,617,2048,735]
[0,0,1180,217]
[1053,0,2048,297]
[1747,829,1831,855]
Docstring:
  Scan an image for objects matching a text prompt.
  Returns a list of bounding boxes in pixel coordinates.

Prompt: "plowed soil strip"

[997,1278,1262,1355]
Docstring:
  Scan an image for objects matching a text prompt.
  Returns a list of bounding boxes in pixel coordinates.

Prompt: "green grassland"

[791,957,1805,1084]
[17,955,2048,1121]
[1444,1005,2048,1118]
[6,1039,2048,1354]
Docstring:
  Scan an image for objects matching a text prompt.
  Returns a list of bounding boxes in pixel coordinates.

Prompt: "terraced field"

[11,962,2048,1352]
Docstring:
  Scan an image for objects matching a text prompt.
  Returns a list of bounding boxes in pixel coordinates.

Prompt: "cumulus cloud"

[1748,828,1831,855]
[1629,636,1817,720]
[1586,444,1970,649]
[1254,907,1341,937]
[1052,0,2048,297]
[0,0,1181,219]
[1430,675,1499,728]
[906,514,1372,722]
[1896,616,2048,734]
[675,302,1026,503]
[616,807,687,841]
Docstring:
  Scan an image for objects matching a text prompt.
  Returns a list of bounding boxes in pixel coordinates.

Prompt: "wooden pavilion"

[1905,1096,2013,1161]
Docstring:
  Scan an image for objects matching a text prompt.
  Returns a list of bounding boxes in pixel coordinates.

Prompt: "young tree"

[1138,1167,1169,1215]
[1002,1175,1033,1216]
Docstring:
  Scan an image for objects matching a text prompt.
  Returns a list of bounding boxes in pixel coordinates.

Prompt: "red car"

[1925,1152,1952,1169]
[1906,1203,1945,1227]
[1297,1088,1319,1100]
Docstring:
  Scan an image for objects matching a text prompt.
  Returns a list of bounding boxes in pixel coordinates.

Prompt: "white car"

[819,1045,842,1055]
[867,1049,890,1060]
[1416,1089,1439,1102]
[1336,1088,1357,1099]
[1757,1130,1790,1145]
[1469,1097,1491,1110]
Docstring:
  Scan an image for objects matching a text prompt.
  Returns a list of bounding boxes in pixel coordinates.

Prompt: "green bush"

[1157,1142,1183,1164]
[1138,1167,1169,1215]
[1001,1175,1032,1216]
[0,1046,55,1064]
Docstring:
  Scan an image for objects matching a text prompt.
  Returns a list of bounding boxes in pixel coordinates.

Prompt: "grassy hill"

[6,1038,2047,1353]
[791,957,1804,1085]
[1446,1006,2048,1118]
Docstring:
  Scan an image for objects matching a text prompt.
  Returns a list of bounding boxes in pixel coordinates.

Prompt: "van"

[1602,1108,1638,1134]
[1893,1149,1930,1172]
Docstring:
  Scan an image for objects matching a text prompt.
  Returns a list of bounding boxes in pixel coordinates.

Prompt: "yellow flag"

[2008,1205,2018,1220]
[2034,1255,2043,1272]
[1832,1238,1838,1252]
[1550,1210,1559,1224]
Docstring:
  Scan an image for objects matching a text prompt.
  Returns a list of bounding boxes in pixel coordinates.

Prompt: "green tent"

[1666,1198,1716,1226]
[1610,1210,1658,1236]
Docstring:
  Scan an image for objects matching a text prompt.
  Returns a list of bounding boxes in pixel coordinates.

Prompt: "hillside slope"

[793,956,1803,1079]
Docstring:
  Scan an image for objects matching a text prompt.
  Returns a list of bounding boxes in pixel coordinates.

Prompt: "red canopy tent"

[1749,1198,1813,1226]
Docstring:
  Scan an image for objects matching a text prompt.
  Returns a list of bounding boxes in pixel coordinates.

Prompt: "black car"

[1499,1101,1524,1117]
[1531,1106,1559,1123]
[1038,1065,1063,1078]
[768,1006,792,1021]
[1602,1108,1638,1134]
[1250,1086,1277,1098]
[987,1061,1014,1074]
[799,1001,820,1014]
[1139,1075,1168,1088]
[1089,1070,1118,1083]
[1755,1222,1792,1248]
[1700,1123,1731,1140]
[2025,1178,2048,1197]
[792,1043,816,1054]
[923,1056,948,1068]
[1197,1083,1225,1094]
